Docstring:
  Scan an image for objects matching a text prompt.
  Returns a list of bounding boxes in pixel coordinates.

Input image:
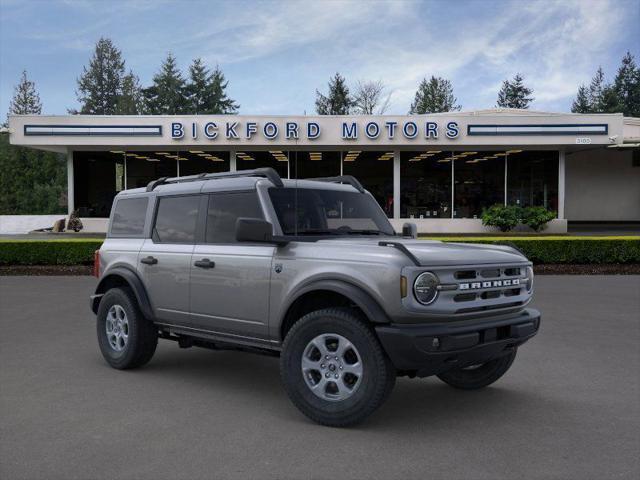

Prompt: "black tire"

[280,308,396,427]
[96,287,158,370]
[436,348,517,390]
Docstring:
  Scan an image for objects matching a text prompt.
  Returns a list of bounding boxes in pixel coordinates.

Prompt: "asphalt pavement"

[0,275,638,480]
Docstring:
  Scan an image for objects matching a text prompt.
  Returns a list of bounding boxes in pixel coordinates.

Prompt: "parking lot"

[1,275,638,480]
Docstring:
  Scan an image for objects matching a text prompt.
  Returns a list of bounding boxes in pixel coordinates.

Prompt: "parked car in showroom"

[91,168,540,427]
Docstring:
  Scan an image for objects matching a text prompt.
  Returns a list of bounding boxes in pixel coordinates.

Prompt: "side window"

[110,197,148,236]
[153,195,200,244]
[206,191,264,243]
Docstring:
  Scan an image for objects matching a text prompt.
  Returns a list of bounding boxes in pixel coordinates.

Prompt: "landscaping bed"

[1,237,639,275]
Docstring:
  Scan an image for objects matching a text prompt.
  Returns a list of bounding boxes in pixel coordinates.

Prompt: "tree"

[143,53,188,114]
[409,76,460,114]
[115,71,144,115]
[353,80,391,114]
[315,73,353,115]
[587,67,608,112]
[1,71,66,215]
[571,85,591,113]
[186,59,239,114]
[496,74,534,109]
[75,37,126,114]
[613,51,640,117]
[8,70,42,117]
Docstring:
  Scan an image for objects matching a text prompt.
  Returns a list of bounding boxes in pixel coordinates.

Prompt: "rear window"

[153,195,200,244]
[110,197,148,236]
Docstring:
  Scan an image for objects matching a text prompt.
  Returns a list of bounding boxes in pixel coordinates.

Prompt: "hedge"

[427,236,640,264]
[0,239,104,265]
[0,237,638,266]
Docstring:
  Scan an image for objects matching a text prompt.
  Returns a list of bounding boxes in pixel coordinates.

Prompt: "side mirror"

[236,217,274,243]
[402,222,418,239]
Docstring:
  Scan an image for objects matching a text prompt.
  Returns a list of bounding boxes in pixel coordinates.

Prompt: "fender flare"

[282,279,391,326]
[92,266,154,320]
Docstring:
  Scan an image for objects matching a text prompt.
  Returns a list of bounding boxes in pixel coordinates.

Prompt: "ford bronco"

[91,167,540,426]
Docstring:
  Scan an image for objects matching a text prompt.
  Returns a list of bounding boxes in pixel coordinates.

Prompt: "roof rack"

[308,175,365,193]
[146,167,283,192]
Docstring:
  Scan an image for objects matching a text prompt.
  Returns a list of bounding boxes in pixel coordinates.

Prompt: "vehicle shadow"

[128,344,554,432]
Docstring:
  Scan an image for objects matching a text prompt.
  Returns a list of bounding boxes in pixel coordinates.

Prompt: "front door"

[139,194,201,325]
[189,191,274,340]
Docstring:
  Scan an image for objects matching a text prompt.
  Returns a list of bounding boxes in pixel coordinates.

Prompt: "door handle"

[194,258,215,269]
[140,256,158,265]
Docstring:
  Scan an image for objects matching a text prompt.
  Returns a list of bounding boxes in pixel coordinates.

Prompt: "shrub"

[521,206,556,232]
[481,205,520,232]
[0,239,103,265]
[430,237,640,264]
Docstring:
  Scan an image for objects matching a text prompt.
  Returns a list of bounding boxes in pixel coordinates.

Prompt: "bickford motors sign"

[171,119,461,141]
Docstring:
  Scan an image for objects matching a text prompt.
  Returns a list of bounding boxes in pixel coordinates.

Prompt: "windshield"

[268,187,395,236]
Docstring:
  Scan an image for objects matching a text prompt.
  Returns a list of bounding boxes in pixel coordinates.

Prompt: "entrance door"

[139,194,201,325]
[189,191,274,341]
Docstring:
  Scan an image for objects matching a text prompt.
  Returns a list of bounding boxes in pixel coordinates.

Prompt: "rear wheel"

[280,308,395,427]
[436,349,517,390]
[96,287,158,369]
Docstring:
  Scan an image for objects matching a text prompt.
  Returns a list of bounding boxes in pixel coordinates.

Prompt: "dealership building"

[5,109,640,234]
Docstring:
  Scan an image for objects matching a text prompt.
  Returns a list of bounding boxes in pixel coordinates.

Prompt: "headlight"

[526,266,534,293]
[414,272,439,305]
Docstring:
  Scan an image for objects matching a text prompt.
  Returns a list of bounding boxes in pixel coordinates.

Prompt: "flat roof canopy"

[7,109,631,153]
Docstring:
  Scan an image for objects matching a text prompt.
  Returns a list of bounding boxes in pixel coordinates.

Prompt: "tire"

[280,308,396,427]
[436,348,517,390]
[96,287,158,370]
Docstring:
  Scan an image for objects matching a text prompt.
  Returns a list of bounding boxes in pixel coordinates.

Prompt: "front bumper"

[375,308,540,377]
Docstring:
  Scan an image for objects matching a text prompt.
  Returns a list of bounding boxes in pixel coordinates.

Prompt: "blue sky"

[1,0,638,117]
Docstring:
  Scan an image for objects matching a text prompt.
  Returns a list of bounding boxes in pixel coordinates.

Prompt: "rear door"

[189,191,274,340]
[139,194,203,325]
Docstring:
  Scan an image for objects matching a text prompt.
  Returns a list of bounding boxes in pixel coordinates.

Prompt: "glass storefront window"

[236,150,289,179]
[290,151,341,180]
[401,151,452,218]
[507,150,558,212]
[74,151,125,217]
[343,150,394,217]
[176,150,230,176]
[453,151,505,218]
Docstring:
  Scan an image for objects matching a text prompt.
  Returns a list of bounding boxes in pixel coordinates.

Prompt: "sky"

[0,0,638,117]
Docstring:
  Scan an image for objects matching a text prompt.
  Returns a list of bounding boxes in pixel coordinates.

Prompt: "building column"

[66,149,74,216]
[393,150,401,219]
[229,150,236,172]
[558,149,566,219]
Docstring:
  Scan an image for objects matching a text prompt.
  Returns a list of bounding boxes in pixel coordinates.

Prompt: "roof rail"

[146,167,283,192]
[308,175,365,193]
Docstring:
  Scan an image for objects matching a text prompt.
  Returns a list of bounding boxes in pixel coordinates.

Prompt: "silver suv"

[91,167,540,426]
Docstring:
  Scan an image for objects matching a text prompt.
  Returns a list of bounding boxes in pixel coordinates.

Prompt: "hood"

[312,237,527,266]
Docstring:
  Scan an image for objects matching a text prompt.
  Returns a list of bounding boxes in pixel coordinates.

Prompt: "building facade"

[5,109,640,233]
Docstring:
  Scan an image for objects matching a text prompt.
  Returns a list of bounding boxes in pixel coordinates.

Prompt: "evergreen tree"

[496,73,534,109]
[116,71,144,114]
[571,85,591,113]
[409,76,460,114]
[587,66,607,111]
[207,65,239,114]
[143,53,188,114]
[1,71,65,214]
[613,51,640,117]
[315,73,353,115]
[8,70,42,116]
[75,37,126,114]
[185,59,239,114]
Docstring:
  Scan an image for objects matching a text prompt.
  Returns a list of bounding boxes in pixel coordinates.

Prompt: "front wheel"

[436,348,517,390]
[280,308,396,427]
